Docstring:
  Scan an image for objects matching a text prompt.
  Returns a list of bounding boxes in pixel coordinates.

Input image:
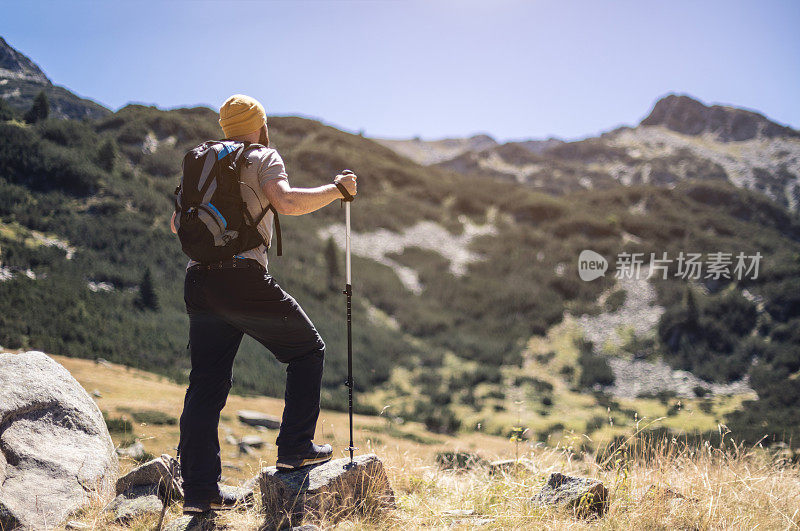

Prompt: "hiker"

[170,94,357,514]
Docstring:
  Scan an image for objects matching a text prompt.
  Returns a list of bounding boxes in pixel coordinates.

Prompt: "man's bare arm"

[168,172,356,233]
[264,172,357,216]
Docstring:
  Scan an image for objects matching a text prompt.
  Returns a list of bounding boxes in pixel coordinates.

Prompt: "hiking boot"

[183,486,253,514]
[276,443,333,470]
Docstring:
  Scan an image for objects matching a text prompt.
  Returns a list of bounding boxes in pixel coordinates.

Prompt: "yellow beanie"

[218,94,267,137]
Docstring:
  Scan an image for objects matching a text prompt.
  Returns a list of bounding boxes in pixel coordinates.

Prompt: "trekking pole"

[340,170,356,466]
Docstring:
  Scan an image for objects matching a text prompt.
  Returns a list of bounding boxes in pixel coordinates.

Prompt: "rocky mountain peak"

[641,93,799,142]
[0,36,50,84]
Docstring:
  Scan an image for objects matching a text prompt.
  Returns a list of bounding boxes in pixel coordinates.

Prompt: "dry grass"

[51,355,800,530]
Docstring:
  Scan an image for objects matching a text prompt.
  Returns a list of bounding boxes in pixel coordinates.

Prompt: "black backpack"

[173,140,281,262]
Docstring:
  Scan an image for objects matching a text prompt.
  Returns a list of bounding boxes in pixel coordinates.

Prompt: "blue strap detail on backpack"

[217,142,237,160]
[206,203,227,228]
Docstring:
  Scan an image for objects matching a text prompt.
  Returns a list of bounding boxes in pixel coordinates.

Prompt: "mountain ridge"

[641,93,800,142]
[0,36,50,84]
[400,94,800,211]
[0,36,109,120]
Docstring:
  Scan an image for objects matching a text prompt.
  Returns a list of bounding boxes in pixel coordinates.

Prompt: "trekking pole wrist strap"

[334,181,354,202]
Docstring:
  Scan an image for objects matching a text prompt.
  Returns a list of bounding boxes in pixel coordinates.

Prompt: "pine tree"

[24,90,49,124]
[324,236,340,290]
[137,267,159,310]
[97,139,118,172]
[684,287,699,328]
[0,98,16,121]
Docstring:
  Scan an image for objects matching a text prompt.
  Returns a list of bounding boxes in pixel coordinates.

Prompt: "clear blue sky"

[3,0,799,141]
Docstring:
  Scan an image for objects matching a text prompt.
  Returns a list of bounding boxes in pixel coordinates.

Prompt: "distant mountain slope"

[380,95,800,211]
[375,134,498,165]
[0,36,109,120]
[641,94,800,141]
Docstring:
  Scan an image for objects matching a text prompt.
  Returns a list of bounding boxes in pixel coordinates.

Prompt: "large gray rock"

[219,484,256,508]
[116,454,183,500]
[0,351,118,529]
[104,484,163,524]
[162,513,217,531]
[237,410,281,430]
[259,454,395,530]
[531,472,609,517]
[240,435,265,448]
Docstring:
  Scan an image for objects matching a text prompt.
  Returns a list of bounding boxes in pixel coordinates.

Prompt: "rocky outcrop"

[104,484,163,524]
[162,514,217,531]
[0,351,118,529]
[0,37,110,120]
[115,454,183,501]
[237,410,281,430]
[259,454,395,530]
[488,458,533,476]
[531,472,609,517]
[641,94,800,141]
[0,36,49,83]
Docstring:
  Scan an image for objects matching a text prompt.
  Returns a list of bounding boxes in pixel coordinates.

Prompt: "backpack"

[173,140,282,262]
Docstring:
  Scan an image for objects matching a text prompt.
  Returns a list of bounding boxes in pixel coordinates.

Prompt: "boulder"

[0,351,118,530]
[104,484,163,524]
[259,454,395,529]
[531,472,609,517]
[117,440,146,460]
[116,454,183,500]
[163,513,217,531]
[240,435,266,448]
[237,410,281,430]
[488,458,533,476]
[220,484,256,508]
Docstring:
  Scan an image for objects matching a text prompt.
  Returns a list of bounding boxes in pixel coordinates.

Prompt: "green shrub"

[604,289,627,312]
[577,339,614,388]
[104,412,133,434]
[435,451,487,470]
[129,409,177,425]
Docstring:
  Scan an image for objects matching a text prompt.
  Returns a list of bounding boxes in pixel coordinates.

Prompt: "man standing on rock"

[171,94,357,514]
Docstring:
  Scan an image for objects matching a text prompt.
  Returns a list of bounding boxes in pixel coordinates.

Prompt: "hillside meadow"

[42,354,800,530]
[1,99,799,450]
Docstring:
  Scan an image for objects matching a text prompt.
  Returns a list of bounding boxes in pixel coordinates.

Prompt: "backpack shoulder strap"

[232,142,283,257]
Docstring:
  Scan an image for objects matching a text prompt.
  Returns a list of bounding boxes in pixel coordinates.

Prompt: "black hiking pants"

[178,263,325,502]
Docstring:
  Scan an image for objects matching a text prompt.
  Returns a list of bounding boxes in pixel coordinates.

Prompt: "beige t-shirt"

[186,145,287,270]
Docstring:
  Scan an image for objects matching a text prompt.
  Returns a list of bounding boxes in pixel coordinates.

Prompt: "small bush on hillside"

[103,412,133,434]
[435,451,487,471]
[423,407,462,435]
[130,409,177,425]
[604,289,627,312]
[577,339,615,388]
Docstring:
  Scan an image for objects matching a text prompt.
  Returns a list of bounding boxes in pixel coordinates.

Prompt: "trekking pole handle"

[342,169,353,285]
[345,202,351,285]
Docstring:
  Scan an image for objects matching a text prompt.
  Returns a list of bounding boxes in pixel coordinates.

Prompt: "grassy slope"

[47,353,800,530]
